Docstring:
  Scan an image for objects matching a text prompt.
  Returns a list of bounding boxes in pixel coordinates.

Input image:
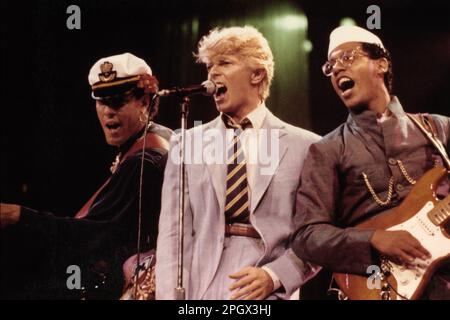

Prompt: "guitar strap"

[407,113,450,170]
[75,132,169,219]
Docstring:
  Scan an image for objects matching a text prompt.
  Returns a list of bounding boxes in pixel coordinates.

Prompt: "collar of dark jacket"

[118,125,148,154]
[347,95,406,129]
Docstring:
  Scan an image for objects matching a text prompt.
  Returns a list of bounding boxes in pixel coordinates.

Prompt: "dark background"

[1,0,449,300]
[1,1,449,227]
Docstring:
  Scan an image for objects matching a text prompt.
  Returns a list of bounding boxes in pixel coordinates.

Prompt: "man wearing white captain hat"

[0,53,171,299]
[291,25,450,299]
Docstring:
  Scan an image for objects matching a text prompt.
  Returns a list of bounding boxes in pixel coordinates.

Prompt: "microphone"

[157,80,218,97]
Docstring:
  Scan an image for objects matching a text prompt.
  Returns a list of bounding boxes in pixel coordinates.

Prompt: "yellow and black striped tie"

[224,117,251,224]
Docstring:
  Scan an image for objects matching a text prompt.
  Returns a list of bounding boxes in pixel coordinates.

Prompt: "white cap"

[88,53,152,98]
[327,26,384,57]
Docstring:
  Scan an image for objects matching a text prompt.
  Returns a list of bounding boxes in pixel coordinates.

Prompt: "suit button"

[396,184,404,192]
[388,158,397,166]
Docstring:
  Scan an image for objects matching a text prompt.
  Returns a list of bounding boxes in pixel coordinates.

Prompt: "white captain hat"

[88,52,153,99]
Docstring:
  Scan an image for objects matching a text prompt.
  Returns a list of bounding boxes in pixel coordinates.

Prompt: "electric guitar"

[333,166,450,300]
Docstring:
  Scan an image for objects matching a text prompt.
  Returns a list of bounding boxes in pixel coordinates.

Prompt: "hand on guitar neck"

[0,203,21,228]
[370,229,432,266]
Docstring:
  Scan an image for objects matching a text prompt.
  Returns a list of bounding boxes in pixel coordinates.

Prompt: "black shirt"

[2,123,172,299]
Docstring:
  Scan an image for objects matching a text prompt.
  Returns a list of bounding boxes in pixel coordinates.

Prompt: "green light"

[303,39,313,53]
[340,17,356,26]
[181,21,188,34]
[274,14,308,31]
[191,17,199,37]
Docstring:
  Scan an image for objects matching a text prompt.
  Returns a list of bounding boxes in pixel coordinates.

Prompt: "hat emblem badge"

[98,61,117,82]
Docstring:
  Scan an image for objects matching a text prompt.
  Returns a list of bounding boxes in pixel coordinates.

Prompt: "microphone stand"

[175,95,190,300]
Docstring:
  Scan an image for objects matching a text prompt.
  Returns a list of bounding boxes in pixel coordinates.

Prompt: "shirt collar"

[347,96,406,128]
[221,102,267,130]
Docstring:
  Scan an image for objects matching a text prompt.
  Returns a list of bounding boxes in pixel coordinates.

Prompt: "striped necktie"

[223,116,252,224]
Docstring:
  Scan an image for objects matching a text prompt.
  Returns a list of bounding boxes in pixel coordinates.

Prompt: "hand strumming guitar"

[370,229,431,265]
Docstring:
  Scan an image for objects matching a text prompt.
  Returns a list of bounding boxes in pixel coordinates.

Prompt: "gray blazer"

[156,110,321,299]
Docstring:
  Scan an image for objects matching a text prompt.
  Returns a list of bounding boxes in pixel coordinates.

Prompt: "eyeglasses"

[322,47,367,76]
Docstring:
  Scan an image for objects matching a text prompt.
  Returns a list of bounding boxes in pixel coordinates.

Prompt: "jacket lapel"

[204,117,227,214]
[250,111,288,214]
[202,112,289,215]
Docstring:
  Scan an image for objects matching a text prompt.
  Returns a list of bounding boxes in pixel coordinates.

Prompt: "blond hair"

[195,26,274,100]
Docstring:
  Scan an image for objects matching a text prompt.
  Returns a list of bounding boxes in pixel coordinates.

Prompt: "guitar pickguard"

[386,201,450,299]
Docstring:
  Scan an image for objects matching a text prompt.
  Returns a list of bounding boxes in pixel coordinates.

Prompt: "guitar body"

[334,166,450,300]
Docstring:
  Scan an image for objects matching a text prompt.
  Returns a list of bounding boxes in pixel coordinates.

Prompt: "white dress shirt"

[222,103,282,291]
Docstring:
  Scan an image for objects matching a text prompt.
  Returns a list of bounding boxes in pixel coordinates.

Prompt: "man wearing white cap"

[1,53,172,299]
[291,26,449,299]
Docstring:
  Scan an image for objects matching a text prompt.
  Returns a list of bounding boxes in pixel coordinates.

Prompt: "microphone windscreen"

[201,80,217,96]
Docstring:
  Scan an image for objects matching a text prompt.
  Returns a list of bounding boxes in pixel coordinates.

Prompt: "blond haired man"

[156,26,320,300]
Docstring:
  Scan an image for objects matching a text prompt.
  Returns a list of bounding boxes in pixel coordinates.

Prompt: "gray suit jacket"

[156,110,321,299]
